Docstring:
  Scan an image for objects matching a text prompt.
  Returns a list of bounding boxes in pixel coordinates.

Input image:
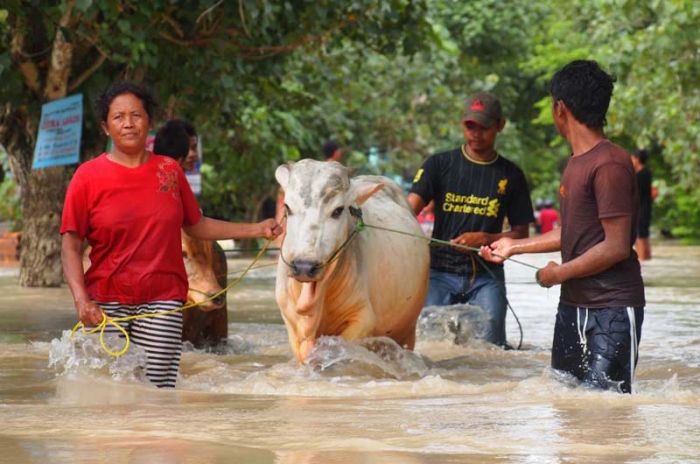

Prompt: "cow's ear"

[275,163,292,189]
[354,182,385,206]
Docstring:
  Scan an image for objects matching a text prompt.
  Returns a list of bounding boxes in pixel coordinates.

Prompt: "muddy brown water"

[0,244,699,463]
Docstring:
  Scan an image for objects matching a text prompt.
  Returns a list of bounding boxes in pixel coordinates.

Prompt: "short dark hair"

[322,140,340,159]
[154,120,190,161]
[549,60,615,130]
[95,81,158,123]
[168,118,198,139]
[633,149,649,165]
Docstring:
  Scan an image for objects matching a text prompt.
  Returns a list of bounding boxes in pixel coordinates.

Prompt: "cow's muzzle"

[290,259,322,281]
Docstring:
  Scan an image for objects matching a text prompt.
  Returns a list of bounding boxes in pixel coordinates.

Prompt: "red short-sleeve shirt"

[61,153,202,303]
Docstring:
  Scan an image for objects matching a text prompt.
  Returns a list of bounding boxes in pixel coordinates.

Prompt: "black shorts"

[637,205,651,238]
[551,303,644,393]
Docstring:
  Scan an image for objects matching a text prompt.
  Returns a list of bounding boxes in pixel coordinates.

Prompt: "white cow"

[275,159,429,362]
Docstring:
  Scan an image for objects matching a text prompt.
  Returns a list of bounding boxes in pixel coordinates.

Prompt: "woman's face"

[182,136,199,171]
[102,93,150,154]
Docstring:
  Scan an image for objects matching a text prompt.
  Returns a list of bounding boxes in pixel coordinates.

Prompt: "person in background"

[172,119,199,172]
[61,81,282,388]
[481,60,645,393]
[537,199,560,234]
[153,118,200,172]
[631,149,653,260]
[533,198,544,234]
[154,120,191,166]
[416,200,435,237]
[322,139,344,163]
[407,91,534,348]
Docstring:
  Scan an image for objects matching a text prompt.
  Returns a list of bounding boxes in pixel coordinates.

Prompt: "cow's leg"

[401,323,417,350]
[283,322,307,363]
[281,310,319,363]
[339,304,376,342]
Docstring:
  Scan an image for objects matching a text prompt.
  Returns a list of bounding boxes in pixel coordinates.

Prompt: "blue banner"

[32,94,83,169]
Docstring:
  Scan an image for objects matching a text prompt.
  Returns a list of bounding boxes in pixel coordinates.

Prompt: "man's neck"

[565,122,605,157]
[464,144,497,163]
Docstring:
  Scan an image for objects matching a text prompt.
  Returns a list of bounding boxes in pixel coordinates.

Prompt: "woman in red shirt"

[61,81,282,388]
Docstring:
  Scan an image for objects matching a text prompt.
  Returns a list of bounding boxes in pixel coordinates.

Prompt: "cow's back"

[351,177,429,341]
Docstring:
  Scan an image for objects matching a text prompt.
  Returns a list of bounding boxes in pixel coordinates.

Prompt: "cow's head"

[182,232,225,311]
[276,159,384,282]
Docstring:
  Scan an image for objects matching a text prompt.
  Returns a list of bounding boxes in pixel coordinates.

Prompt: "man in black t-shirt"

[407,92,534,347]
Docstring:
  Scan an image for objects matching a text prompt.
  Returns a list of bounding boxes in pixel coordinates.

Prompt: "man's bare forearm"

[508,228,561,255]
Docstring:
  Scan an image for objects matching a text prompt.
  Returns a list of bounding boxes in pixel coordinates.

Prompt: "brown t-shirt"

[559,140,645,308]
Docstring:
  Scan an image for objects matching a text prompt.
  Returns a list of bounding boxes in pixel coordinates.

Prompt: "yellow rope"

[70,239,273,357]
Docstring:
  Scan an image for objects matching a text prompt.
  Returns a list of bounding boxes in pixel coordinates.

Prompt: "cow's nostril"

[212,294,226,306]
[291,259,321,278]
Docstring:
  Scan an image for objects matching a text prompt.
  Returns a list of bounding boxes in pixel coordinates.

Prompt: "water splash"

[304,336,432,380]
[48,330,148,383]
[417,303,490,345]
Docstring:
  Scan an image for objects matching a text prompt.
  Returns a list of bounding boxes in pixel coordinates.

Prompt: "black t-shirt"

[410,146,534,274]
[636,167,652,212]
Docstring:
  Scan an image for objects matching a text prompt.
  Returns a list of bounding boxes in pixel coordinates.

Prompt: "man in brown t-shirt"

[480,60,645,394]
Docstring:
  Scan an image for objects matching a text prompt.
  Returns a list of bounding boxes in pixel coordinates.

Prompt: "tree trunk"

[6,1,76,287]
[19,166,72,286]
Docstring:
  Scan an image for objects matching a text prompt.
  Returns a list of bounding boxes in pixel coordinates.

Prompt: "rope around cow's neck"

[70,239,273,357]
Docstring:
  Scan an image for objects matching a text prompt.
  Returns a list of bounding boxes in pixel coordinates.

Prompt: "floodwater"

[1,244,699,463]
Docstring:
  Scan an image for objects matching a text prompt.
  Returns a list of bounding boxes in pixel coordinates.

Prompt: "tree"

[0,0,431,286]
[524,0,700,237]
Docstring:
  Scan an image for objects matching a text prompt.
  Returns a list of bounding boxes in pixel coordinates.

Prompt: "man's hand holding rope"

[481,237,562,288]
[450,231,492,252]
[535,262,562,288]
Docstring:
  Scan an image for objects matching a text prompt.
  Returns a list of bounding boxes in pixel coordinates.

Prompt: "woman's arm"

[183,216,282,241]
[61,232,103,325]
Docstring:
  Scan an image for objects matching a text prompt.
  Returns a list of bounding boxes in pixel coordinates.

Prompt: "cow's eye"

[331,206,344,219]
[284,204,292,216]
[182,250,189,259]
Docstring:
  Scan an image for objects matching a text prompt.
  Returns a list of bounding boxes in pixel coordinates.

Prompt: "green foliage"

[0,177,22,231]
[524,0,700,237]
[653,182,700,242]
[1,0,700,239]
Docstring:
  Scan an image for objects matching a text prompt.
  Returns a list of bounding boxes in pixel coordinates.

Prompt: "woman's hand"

[258,219,283,240]
[75,300,104,326]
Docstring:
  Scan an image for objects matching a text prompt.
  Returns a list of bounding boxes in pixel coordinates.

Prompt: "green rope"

[360,221,539,270]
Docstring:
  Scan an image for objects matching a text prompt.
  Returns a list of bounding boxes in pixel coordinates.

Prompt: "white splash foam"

[48,330,148,383]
